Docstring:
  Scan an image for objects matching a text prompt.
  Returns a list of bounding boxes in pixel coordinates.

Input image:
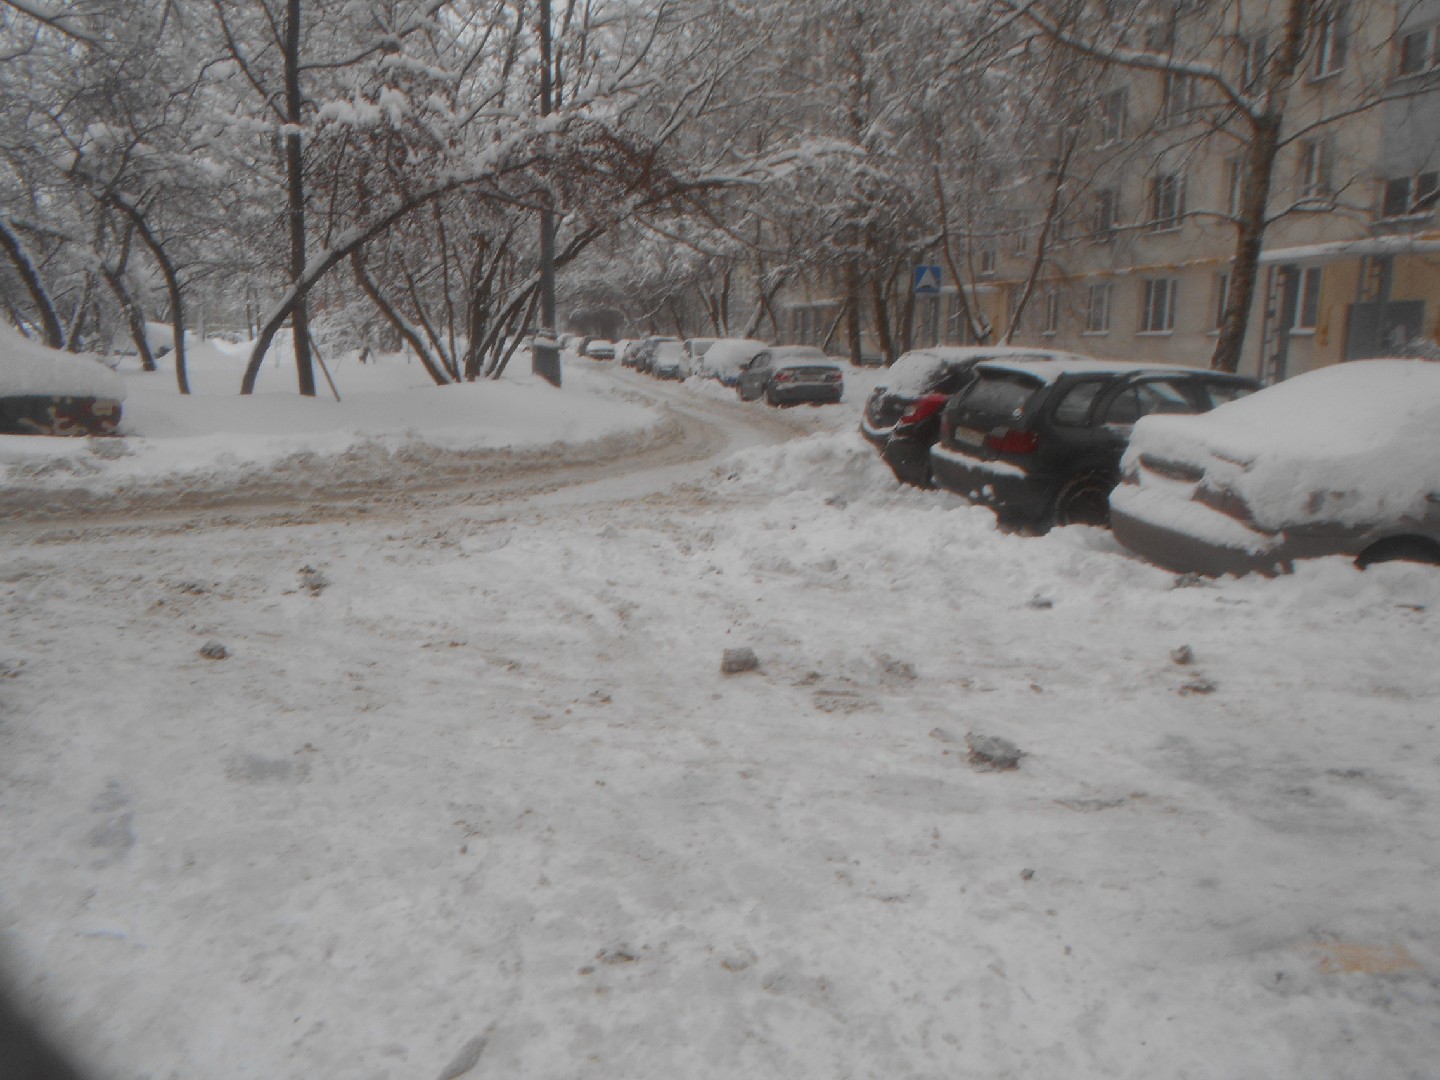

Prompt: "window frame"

[1150,172,1186,232]
[1396,24,1440,78]
[1291,267,1322,333]
[1092,188,1119,240]
[1380,171,1440,218]
[1084,282,1113,335]
[1041,288,1060,337]
[1213,271,1231,332]
[1099,88,1128,145]
[1298,139,1332,203]
[1241,33,1269,92]
[1139,277,1179,335]
[1159,72,1195,127]
[1312,3,1349,79]
[1226,158,1244,219]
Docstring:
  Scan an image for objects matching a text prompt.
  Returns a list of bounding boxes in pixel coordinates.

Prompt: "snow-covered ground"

[2,342,1438,1080]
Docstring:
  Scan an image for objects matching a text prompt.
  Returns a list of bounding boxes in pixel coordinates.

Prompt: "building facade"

[784,0,1440,380]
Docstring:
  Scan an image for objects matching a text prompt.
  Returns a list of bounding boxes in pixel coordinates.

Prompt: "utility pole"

[532,0,562,387]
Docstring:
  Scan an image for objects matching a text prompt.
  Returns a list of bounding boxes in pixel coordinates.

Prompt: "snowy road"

[3,362,1439,1080]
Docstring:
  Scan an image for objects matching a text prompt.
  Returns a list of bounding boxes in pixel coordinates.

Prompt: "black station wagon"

[861,346,1096,487]
[929,357,1258,530]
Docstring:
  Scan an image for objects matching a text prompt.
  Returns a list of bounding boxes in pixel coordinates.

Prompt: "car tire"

[1048,471,1115,530]
[1356,536,1440,569]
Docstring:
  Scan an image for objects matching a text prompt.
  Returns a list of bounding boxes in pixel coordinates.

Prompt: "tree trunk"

[0,217,66,348]
[352,252,452,385]
[284,0,316,396]
[1213,116,1282,373]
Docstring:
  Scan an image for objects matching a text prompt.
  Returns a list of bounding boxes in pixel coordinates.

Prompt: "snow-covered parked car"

[649,340,690,380]
[735,346,843,406]
[863,346,1097,487]
[1,325,126,436]
[1110,359,1440,575]
[697,338,769,385]
[930,357,1257,530]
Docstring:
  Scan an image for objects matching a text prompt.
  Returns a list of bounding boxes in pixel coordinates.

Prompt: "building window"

[946,293,963,343]
[1159,73,1195,126]
[1396,24,1440,77]
[1093,188,1118,239]
[1292,267,1322,332]
[1241,34,1269,91]
[1381,171,1440,218]
[1144,21,1175,52]
[1011,215,1029,255]
[1226,159,1244,218]
[1099,89,1127,145]
[1042,289,1060,336]
[1312,3,1348,78]
[1140,278,1178,334]
[1214,272,1231,331]
[977,247,997,276]
[1084,283,1112,333]
[1298,139,1332,202]
[1150,172,1186,230]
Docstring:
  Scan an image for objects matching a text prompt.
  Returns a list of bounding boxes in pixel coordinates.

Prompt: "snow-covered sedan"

[735,346,843,406]
[1,326,126,436]
[1110,359,1440,575]
[697,338,769,385]
[649,340,690,380]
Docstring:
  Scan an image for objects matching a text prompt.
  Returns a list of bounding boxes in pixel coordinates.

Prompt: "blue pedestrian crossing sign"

[914,265,942,294]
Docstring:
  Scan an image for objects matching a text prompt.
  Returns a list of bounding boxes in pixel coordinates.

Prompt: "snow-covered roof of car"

[703,338,769,370]
[879,347,1095,396]
[1125,358,1440,531]
[769,346,839,368]
[973,355,1221,383]
[0,325,127,401]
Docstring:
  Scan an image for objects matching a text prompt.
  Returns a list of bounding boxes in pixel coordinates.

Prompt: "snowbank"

[0,333,660,487]
[0,324,127,400]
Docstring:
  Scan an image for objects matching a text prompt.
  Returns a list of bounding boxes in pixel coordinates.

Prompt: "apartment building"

[786,0,1440,380]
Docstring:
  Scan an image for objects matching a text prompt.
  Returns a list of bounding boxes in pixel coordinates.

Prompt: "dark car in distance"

[862,347,1096,487]
[929,358,1258,530]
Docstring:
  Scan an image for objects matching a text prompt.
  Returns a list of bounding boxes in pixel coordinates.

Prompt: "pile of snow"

[1125,359,1440,530]
[1,332,660,487]
[0,324,127,400]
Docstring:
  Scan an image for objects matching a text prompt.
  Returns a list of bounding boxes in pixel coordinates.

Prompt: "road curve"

[0,365,817,540]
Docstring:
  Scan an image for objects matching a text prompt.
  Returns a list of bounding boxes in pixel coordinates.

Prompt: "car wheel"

[1356,536,1440,569]
[1048,472,1115,529]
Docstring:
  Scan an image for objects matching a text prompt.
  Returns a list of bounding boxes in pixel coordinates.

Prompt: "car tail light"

[774,371,796,383]
[984,428,1040,454]
[897,393,949,426]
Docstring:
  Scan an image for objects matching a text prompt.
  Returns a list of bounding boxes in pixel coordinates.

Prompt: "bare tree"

[1002,0,1411,371]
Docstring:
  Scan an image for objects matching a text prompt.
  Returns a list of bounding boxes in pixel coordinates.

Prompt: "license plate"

[953,426,985,448]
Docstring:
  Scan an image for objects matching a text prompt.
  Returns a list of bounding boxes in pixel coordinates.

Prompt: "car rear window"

[1192,380,1256,409]
[1052,379,1107,426]
[1103,379,1196,425]
[951,371,1042,426]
